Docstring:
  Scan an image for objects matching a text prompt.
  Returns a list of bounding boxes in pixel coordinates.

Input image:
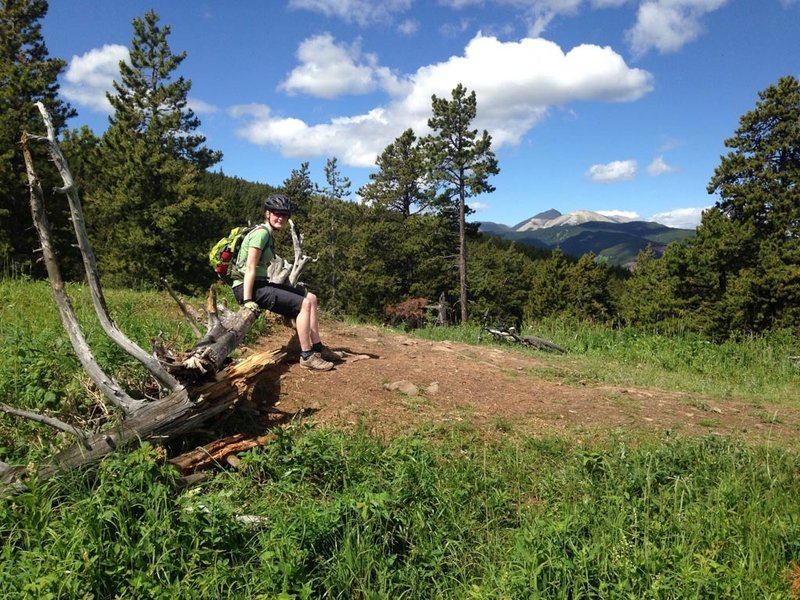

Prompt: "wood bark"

[169,432,275,474]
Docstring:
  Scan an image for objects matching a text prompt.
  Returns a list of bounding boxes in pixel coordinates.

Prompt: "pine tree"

[524,248,571,322]
[282,161,314,219]
[86,10,222,290]
[358,128,433,219]
[308,157,351,312]
[668,75,800,336]
[423,84,499,323]
[566,253,612,322]
[0,0,74,268]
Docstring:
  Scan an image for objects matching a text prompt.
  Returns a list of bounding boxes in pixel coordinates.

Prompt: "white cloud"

[234,33,653,167]
[586,159,638,182]
[470,201,490,211]
[62,44,129,113]
[288,0,412,25]
[397,18,419,35]
[646,155,675,176]
[598,209,640,219]
[280,34,404,98]
[627,0,730,56]
[188,97,219,114]
[281,34,408,99]
[649,206,708,228]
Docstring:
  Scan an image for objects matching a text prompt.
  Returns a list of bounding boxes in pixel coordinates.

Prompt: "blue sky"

[42,0,799,229]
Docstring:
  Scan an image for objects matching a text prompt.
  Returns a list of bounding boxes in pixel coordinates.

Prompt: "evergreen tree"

[200,171,275,229]
[86,10,222,290]
[423,84,499,323]
[657,75,800,336]
[524,248,571,322]
[566,253,612,322]
[468,237,534,327]
[0,0,75,269]
[358,128,433,218]
[282,161,315,219]
[358,129,440,303]
[307,157,351,312]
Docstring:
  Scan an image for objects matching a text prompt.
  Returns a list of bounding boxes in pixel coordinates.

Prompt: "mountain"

[477,209,694,267]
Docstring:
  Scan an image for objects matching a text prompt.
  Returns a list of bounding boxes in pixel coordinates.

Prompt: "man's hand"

[244,300,261,315]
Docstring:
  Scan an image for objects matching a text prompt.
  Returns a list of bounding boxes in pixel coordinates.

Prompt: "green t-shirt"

[232,225,274,287]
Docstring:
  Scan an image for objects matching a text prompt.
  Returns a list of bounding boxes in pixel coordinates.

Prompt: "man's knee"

[303,292,318,309]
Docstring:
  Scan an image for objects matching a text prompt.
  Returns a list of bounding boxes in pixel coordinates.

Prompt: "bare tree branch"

[32,102,182,393]
[160,277,203,339]
[0,403,91,448]
[287,219,315,286]
[21,133,144,416]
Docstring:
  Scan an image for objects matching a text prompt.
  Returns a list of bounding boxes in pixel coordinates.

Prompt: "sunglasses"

[271,211,290,219]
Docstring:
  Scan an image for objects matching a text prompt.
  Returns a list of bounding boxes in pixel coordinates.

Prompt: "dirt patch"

[241,320,799,446]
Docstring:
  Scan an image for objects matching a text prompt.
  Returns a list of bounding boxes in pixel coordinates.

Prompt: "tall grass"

[1,429,798,598]
[413,318,800,406]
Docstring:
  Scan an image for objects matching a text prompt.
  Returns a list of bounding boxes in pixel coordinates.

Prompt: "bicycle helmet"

[263,194,295,214]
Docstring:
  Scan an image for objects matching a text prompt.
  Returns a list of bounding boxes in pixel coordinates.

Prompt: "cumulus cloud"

[288,0,412,25]
[280,34,404,98]
[627,0,730,56]
[61,44,129,113]
[234,33,653,166]
[586,159,638,182]
[649,206,708,228]
[646,155,675,176]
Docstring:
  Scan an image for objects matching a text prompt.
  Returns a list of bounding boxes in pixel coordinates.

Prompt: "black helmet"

[263,194,295,214]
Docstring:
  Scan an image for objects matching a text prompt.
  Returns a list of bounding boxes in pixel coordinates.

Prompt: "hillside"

[476,209,695,266]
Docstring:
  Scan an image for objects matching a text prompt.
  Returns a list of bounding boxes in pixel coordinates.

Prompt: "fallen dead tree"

[0,104,311,494]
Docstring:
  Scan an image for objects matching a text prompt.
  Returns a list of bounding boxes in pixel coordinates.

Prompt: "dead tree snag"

[0,104,310,494]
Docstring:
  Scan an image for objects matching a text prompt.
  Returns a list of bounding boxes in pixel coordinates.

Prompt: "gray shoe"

[300,352,334,371]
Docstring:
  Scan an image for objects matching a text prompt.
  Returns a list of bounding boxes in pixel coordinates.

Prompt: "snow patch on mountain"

[515,210,632,232]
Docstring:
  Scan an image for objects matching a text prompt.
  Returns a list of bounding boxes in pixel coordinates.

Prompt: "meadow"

[1,279,799,598]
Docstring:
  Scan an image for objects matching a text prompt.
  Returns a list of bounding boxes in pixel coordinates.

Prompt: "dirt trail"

[242,320,798,445]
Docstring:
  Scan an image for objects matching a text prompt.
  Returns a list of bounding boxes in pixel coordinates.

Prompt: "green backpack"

[209,224,266,282]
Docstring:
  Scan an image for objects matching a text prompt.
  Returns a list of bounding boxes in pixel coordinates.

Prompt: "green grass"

[413,318,800,406]
[2,280,800,597]
[1,429,798,598]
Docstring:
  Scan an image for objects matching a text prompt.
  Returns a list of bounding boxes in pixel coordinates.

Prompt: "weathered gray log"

[20,133,144,416]
[174,305,261,378]
[31,102,182,392]
[1,348,284,494]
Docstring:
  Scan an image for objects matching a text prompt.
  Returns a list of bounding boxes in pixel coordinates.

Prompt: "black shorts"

[233,281,306,318]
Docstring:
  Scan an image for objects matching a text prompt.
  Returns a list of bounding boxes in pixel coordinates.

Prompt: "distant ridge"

[477,208,694,267]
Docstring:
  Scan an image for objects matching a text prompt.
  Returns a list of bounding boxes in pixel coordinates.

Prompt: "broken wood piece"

[168,431,274,475]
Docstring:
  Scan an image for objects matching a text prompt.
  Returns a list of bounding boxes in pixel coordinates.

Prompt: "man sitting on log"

[231,194,340,371]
